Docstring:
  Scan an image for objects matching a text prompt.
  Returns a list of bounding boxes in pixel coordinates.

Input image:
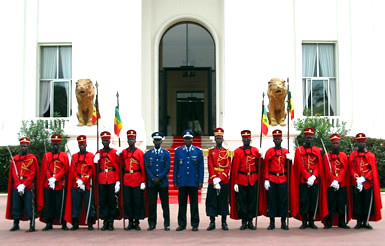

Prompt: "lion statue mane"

[267,78,288,126]
[76,79,95,126]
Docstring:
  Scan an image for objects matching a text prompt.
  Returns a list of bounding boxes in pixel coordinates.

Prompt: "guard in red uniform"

[230,130,262,230]
[38,134,70,231]
[118,129,146,230]
[94,131,121,231]
[349,133,382,229]
[6,137,39,232]
[64,135,96,230]
[262,129,294,230]
[323,133,351,229]
[293,128,327,229]
[205,128,231,231]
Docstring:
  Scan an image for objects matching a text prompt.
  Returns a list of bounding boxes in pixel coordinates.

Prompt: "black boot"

[108,218,114,231]
[248,219,256,230]
[299,215,307,229]
[62,220,69,231]
[338,214,350,229]
[125,219,134,230]
[71,218,79,231]
[28,219,36,232]
[308,215,318,229]
[207,216,215,231]
[10,219,20,231]
[42,219,53,231]
[240,219,247,230]
[267,217,275,230]
[221,216,228,231]
[101,219,108,231]
[354,218,362,229]
[134,219,141,230]
[324,215,332,229]
[281,217,289,230]
[87,217,94,231]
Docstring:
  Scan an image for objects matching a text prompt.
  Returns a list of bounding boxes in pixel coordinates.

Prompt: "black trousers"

[205,183,229,217]
[123,185,145,220]
[238,182,258,219]
[43,188,65,220]
[352,186,374,219]
[11,189,33,220]
[98,184,117,219]
[178,186,199,228]
[148,186,170,227]
[299,183,319,215]
[327,187,347,216]
[71,187,95,218]
[267,182,288,218]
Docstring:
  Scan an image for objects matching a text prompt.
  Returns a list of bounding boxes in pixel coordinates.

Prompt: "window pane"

[302,44,317,77]
[161,24,187,68]
[41,47,57,79]
[311,80,326,116]
[59,47,72,79]
[53,82,69,117]
[319,44,335,77]
[187,23,215,67]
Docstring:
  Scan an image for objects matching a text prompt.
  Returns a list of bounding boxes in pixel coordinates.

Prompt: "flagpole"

[287,78,290,150]
[286,77,290,228]
[95,81,100,230]
[260,92,265,148]
[116,91,121,147]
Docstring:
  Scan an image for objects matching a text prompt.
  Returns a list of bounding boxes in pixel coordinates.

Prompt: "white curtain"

[60,47,72,79]
[319,44,335,77]
[39,81,51,116]
[302,79,312,113]
[302,44,317,77]
[329,79,337,115]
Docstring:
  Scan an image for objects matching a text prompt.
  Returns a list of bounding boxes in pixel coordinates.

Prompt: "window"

[302,43,337,116]
[39,45,72,117]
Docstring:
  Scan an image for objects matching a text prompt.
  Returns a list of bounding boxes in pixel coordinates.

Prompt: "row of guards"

[5,127,382,232]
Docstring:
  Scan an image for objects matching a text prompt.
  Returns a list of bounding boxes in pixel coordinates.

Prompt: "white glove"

[76,179,84,188]
[264,180,270,191]
[80,184,86,191]
[48,177,56,185]
[49,182,55,190]
[234,184,239,193]
[357,176,366,184]
[93,153,100,163]
[309,175,316,182]
[215,183,221,190]
[116,147,124,156]
[331,180,338,188]
[213,177,221,185]
[307,177,314,186]
[357,183,363,192]
[140,182,146,190]
[115,181,120,193]
[259,150,264,158]
[286,153,294,160]
[17,184,26,194]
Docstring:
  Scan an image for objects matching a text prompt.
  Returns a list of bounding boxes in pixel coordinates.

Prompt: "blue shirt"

[144,147,170,188]
[173,145,204,187]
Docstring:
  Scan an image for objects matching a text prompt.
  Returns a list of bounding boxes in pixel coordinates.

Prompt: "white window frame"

[38,44,72,118]
[302,42,337,116]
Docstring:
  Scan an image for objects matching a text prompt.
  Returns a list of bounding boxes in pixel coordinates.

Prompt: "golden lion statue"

[267,78,288,126]
[76,79,95,126]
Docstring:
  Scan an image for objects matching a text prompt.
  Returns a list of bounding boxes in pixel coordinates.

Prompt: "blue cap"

[151,131,164,140]
[183,130,194,138]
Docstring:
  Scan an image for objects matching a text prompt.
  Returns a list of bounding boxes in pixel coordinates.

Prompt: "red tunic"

[323,151,352,225]
[207,147,231,184]
[120,148,145,187]
[292,146,328,221]
[64,152,96,224]
[6,154,39,220]
[95,149,120,185]
[37,152,69,221]
[230,146,263,220]
[349,150,382,221]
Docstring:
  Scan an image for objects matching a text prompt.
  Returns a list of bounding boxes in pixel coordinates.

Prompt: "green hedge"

[0,146,19,192]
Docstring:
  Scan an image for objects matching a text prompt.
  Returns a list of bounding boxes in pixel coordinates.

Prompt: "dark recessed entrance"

[159,22,216,136]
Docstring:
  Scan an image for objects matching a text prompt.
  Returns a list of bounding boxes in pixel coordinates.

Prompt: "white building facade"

[1,0,384,153]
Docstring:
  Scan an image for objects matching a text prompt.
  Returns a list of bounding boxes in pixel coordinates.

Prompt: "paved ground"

[1,194,384,245]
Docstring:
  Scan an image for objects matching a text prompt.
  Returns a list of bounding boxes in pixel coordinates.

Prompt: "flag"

[288,91,294,120]
[114,107,123,137]
[92,99,100,124]
[262,105,269,136]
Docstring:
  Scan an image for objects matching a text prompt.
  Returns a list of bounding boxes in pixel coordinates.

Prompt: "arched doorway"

[159,22,216,136]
